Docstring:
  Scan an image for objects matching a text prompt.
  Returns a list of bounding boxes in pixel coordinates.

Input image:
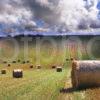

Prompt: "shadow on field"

[60,86,100,94]
[60,88,75,93]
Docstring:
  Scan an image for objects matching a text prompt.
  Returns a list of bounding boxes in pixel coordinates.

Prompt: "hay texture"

[13,69,23,78]
[71,60,100,89]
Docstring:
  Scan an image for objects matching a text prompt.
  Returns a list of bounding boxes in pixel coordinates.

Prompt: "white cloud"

[0,0,100,34]
[56,0,99,30]
[0,0,36,27]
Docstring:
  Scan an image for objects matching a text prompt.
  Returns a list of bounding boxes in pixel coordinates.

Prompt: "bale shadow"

[60,86,100,94]
[60,88,75,94]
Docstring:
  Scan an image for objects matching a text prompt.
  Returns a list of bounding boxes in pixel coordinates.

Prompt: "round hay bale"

[30,65,33,68]
[1,69,6,74]
[56,67,62,72]
[71,60,100,89]
[18,59,20,62]
[66,59,69,61]
[3,61,7,64]
[12,61,16,63]
[52,65,56,69]
[26,61,30,63]
[22,61,25,64]
[13,69,23,78]
[70,58,74,61]
[36,65,41,69]
[8,64,11,67]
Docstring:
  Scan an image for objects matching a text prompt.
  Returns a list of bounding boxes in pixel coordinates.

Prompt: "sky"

[0,0,100,36]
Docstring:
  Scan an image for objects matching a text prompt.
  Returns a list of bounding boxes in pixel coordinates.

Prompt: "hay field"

[0,64,100,100]
[0,36,100,100]
[0,67,68,100]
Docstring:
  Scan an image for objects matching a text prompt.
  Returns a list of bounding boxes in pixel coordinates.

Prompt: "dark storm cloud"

[22,0,60,25]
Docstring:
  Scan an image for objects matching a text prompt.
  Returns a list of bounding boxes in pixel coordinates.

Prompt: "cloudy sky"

[0,0,100,36]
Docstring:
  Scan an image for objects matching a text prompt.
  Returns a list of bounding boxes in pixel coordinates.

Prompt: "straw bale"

[18,60,20,62]
[12,61,16,63]
[30,65,33,68]
[8,64,11,67]
[13,69,23,78]
[52,66,56,69]
[36,65,41,69]
[1,69,6,74]
[71,60,100,89]
[56,67,62,72]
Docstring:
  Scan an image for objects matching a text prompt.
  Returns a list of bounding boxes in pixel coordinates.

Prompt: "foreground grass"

[0,68,69,100]
[1,67,100,100]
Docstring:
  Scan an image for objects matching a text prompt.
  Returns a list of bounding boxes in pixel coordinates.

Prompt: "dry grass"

[0,68,68,100]
[0,37,100,100]
[86,88,100,100]
[0,63,100,100]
